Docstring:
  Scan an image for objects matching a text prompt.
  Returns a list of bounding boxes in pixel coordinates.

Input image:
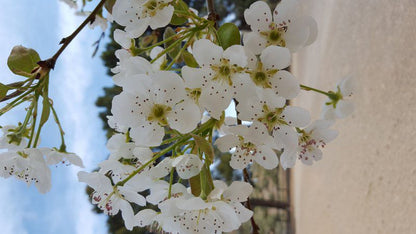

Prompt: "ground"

[292,1,416,233]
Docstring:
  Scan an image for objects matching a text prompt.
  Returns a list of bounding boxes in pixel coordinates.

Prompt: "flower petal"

[254,145,279,169]
[244,1,272,32]
[192,39,223,67]
[260,45,291,70]
[167,100,201,133]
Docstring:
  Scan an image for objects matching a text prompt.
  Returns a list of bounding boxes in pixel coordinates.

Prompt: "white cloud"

[0,181,29,234]
[55,3,108,234]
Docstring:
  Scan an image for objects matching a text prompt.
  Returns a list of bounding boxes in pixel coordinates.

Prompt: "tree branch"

[243,168,261,234]
[41,0,107,69]
[206,0,219,28]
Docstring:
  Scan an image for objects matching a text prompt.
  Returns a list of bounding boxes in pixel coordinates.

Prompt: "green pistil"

[219,65,230,76]
[147,104,172,126]
[249,62,277,88]
[211,58,243,86]
[186,88,201,102]
[258,105,287,131]
[143,0,168,17]
[260,23,287,47]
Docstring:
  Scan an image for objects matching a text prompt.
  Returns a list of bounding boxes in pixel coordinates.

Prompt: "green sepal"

[39,77,50,127]
[163,27,182,62]
[170,0,189,25]
[191,134,214,164]
[7,45,41,77]
[182,51,198,68]
[104,0,116,14]
[189,174,201,197]
[217,23,241,50]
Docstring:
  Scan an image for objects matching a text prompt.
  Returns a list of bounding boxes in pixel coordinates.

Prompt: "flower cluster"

[0,0,355,232]
[74,0,355,232]
[0,126,83,193]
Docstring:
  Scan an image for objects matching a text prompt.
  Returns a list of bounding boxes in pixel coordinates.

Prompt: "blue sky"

[0,1,113,233]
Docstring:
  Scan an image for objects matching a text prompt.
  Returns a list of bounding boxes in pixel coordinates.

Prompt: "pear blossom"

[236,92,310,150]
[138,181,253,233]
[0,125,27,151]
[41,148,84,167]
[111,71,201,146]
[146,181,190,205]
[112,0,174,38]
[0,148,51,193]
[239,46,300,101]
[322,76,356,120]
[243,0,317,54]
[280,120,338,168]
[172,154,203,179]
[215,122,279,170]
[183,39,249,118]
[78,171,148,230]
[114,29,134,49]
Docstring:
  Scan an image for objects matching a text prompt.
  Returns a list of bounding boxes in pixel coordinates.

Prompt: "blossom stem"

[117,119,217,187]
[150,32,191,64]
[27,98,38,148]
[300,84,332,97]
[165,32,195,70]
[50,102,66,151]
[168,168,174,198]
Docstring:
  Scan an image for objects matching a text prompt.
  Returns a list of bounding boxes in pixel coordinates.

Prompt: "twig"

[40,0,107,69]
[206,0,219,28]
[243,168,261,234]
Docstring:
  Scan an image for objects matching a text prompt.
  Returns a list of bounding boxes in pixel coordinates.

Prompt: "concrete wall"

[292,1,416,233]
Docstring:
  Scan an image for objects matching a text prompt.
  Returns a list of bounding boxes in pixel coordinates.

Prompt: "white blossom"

[112,0,174,38]
[183,39,249,119]
[243,0,317,54]
[215,122,279,170]
[0,148,51,193]
[322,76,356,120]
[281,120,338,168]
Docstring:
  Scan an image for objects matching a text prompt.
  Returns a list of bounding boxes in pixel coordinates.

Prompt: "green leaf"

[217,23,241,50]
[182,51,198,68]
[163,27,182,62]
[0,83,9,100]
[104,0,116,14]
[7,45,40,77]
[170,0,189,25]
[189,174,201,197]
[191,134,215,164]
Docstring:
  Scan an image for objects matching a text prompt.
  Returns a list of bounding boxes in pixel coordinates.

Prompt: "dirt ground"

[291,1,416,233]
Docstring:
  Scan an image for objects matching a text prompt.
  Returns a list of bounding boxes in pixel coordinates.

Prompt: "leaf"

[171,0,189,25]
[189,174,201,197]
[163,27,182,62]
[7,45,40,77]
[0,83,9,100]
[217,23,241,50]
[104,0,116,14]
[170,14,188,26]
[191,134,215,164]
[182,51,198,68]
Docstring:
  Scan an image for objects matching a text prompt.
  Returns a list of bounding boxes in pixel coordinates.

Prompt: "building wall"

[292,1,416,233]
